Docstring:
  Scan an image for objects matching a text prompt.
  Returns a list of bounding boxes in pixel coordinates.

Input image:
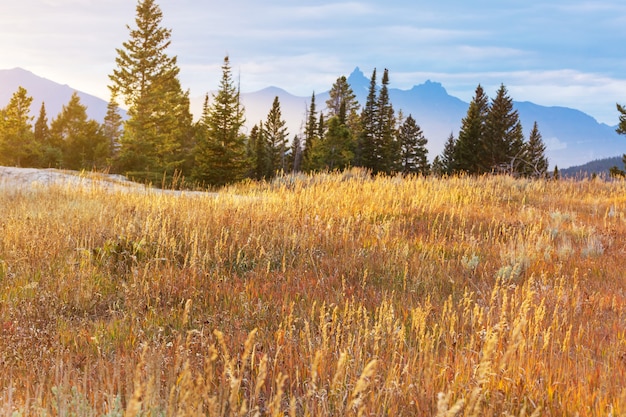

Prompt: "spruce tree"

[102,95,124,159]
[614,103,626,172]
[454,84,489,174]
[289,134,303,173]
[376,68,398,174]
[397,114,429,175]
[310,115,354,171]
[326,75,360,134]
[32,101,58,167]
[523,121,548,178]
[246,123,269,180]
[0,86,34,167]
[50,92,110,171]
[192,56,247,187]
[483,84,524,174]
[302,92,318,171]
[109,0,193,179]
[263,96,289,177]
[437,133,457,175]
[357,68,378,170]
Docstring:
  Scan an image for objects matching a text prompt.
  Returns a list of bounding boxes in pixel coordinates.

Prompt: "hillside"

[560,155,625,178]
[0,172,624,415]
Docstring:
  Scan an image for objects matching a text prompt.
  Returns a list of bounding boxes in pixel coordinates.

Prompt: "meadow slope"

[0,170,625,416]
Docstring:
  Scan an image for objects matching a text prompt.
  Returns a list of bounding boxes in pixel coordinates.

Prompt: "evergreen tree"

[289,134,303,173]
[454,84,489,174]
[440,132,457,175]
[614,103,626,172]
[246,122,270,180]
[483,84,524,174]
[397,114,429,175]
[617,103,626,136]
[193,56,247,187]
[309,115,354,171]
[32,101,61,167]
[302,92,318,171]
[0,86,34,166]
[522,121,548,178]
[102,95,124,159]
[109,0,193,179]
[50,92,110,171]
[263,96,289,177]
[376,68,398,174]
[326,75,360,133]
[357,68,378,170]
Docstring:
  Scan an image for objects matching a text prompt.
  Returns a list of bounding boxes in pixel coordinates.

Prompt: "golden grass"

[0,170,625,416]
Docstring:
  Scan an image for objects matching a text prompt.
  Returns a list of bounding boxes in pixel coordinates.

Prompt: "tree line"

[0,0,551,187]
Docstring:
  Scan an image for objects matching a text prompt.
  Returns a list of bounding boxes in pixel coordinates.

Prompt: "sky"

[1,0,626,125]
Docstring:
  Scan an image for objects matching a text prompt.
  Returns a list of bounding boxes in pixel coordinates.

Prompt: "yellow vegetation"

[0,170,625,416]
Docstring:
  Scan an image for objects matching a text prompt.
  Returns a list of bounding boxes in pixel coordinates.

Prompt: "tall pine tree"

[522,121,548,178]
[376,69,398,174]
[483,84,524,174]
[357,68,378,170]
[301,92,318,172]
[614,103,626,173]
[32,101,59,167]
[193,56,247,187]
[102,95,124,160]
[109,0,192,180]
[263,96,289,177]
[454,84,489,174]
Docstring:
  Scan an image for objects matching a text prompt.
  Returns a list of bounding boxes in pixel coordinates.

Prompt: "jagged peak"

[411,79,448,95]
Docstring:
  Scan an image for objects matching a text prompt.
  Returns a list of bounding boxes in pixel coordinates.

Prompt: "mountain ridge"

[1,66,624,169]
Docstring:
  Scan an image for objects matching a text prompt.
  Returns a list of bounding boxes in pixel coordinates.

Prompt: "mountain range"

[2,67,624,169]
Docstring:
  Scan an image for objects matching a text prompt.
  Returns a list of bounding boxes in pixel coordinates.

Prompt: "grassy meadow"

[0,170,625,416]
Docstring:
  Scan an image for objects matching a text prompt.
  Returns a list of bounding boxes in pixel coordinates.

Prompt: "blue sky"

[1,0,626,124]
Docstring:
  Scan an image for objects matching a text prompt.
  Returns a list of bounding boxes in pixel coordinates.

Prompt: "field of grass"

[0,170,625,416]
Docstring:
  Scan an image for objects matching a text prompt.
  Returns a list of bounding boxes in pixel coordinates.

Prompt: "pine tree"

[309,115,354,171]
[109,0,193,179]
[483,84,524,174]
[289,134,303,173]
[263,96,289,177]
[0,86,34,166]
[615,103,626,172]
[440,132,458,175]
[454,84,489,174]
[192,56,247,187]
[376,69,398,174]
[302,93,318,171]
[326,75,360,134]
[397,114,429,175]
[102,95,124,159]
[31,101,59,167]
[50,92,110,171]
[357,68,378,170]
[246,123,269,180]
[522,121,548,178]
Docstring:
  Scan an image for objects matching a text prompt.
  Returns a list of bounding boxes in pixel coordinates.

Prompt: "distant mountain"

[0,67,118,122]
[3,66,624,169]
[560,155,624,178]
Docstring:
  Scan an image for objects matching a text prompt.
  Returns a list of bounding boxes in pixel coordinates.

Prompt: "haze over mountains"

[2,67,624,169]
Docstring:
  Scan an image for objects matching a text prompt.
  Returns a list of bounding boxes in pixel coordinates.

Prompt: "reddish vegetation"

[0,170,624,415]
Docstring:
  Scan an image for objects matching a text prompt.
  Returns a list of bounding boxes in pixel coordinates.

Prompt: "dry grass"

[0,170,625,416]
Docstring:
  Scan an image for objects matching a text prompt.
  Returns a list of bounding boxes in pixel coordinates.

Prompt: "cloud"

[1,0,626,125]
[544,137,568,151]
